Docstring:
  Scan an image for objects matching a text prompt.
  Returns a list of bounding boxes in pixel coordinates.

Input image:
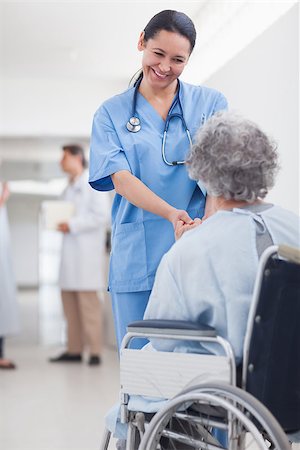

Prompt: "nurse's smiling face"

[138,30,191,92]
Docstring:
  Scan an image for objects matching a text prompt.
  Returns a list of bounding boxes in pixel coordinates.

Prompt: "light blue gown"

[89,80,228,348]
[104,205,300,439]
[145,205,300,363]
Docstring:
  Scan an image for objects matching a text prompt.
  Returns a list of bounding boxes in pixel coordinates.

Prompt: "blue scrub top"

[89,81,228,293]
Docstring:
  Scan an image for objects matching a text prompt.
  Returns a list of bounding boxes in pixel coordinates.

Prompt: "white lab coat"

[59,171,110,291]
[0,189,19,336]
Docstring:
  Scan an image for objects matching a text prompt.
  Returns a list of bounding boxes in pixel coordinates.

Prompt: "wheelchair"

[101,244,300,449]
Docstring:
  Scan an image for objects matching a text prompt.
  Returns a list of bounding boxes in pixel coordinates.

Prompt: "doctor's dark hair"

[62,144,87,169]
[144,10,196,53]
[187,111,279,202]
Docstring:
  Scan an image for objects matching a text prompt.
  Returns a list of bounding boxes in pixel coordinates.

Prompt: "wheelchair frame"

[101,244,299,450]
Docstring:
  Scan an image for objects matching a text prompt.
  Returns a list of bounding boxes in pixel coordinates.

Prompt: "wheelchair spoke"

[138,385,290,450]
[144,400,227,449]
[161,428,226,449]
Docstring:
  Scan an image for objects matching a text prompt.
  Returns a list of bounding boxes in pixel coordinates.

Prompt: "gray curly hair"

[187,111,279,202]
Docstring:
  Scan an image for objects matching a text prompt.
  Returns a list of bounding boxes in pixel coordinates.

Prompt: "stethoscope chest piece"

[126,79,191,164]
[126,116,141,133]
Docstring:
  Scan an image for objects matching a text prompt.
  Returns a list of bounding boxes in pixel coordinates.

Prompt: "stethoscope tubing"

[127,78,192,165]
[161,127,192,166]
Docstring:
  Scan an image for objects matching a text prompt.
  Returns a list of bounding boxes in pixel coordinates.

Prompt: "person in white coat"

[49,144,109,366]
[0,182,19,369]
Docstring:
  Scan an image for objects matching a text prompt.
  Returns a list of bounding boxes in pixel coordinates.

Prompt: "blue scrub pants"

[110,291,151,350]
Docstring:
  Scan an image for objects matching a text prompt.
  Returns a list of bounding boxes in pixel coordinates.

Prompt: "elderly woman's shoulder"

[174,211,232,246]
[263,204,299,222]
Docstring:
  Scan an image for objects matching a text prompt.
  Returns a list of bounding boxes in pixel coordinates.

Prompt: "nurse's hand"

[175,218,202,240]
[57,222,70,233]
[168,209,193,229]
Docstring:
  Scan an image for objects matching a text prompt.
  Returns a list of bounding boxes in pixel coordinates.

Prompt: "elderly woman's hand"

[175,217,202,240]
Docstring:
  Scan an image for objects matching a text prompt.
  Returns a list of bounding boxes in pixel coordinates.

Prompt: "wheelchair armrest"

[127,319,216,337]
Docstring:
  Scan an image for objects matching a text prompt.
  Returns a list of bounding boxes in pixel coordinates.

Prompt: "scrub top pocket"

[110,221,148,289]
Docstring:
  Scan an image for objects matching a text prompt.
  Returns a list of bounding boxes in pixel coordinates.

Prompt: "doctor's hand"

[57,222,70,233]
[175,217,202,240]
[0,182,10,207]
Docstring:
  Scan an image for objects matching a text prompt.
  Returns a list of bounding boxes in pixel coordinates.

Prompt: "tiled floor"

[0,287,120,450]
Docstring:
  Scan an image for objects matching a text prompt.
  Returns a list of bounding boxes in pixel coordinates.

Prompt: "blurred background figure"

[0,181,19,369]
[49,145,109,366]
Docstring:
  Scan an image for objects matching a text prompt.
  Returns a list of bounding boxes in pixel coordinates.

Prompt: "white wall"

[7,195,40,287]
[200,5,299,214]
[0,77,126,136]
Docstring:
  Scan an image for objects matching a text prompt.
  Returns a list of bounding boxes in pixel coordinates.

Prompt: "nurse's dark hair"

[144,10,196,53]
[62,144,87,168]
[130,10,196,87]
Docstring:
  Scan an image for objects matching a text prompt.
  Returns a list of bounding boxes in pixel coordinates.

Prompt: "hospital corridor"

[0,2,299,450]
[0,287,119,449]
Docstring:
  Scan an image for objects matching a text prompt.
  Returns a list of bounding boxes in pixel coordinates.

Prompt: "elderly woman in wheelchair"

[102,111,300,450]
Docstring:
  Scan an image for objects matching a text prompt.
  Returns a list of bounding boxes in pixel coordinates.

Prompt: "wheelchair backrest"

[244,245,300,432]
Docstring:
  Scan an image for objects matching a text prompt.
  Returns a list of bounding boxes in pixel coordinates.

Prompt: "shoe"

[116,439,126,450]
[88,355,101,366]
[49,352,82,363]
[0,358,16,370]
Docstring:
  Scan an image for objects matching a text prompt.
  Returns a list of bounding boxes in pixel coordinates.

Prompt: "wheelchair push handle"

[278,244,300,264]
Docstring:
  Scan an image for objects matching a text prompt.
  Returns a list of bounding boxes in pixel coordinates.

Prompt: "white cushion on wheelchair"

[120,349,231,399]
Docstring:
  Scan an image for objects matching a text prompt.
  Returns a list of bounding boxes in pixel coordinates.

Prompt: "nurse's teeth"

[154,70,167,78]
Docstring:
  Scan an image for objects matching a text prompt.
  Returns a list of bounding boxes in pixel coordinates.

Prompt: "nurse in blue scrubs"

[89,10,228,349]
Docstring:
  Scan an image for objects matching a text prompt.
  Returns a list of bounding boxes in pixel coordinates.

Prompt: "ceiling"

[1,1,206,82]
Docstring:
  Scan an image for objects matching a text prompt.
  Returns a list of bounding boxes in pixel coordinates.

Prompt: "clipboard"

[41,201,75,230]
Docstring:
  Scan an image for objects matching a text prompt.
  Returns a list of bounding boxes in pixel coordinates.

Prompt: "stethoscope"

[126,78,192,166]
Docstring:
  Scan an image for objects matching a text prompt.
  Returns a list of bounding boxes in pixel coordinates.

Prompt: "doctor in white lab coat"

[49,144,109,366]
[0,182,19,369]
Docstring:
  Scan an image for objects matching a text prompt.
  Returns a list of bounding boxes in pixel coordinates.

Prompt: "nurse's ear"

[137,31,146,51]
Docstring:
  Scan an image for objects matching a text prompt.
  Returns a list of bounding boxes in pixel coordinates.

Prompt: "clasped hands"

[170,196,216,240]
[167,209,201,240]
[175,217,202,240]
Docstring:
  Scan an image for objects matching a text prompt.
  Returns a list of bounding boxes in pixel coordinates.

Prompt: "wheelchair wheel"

[139,383,290,450]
